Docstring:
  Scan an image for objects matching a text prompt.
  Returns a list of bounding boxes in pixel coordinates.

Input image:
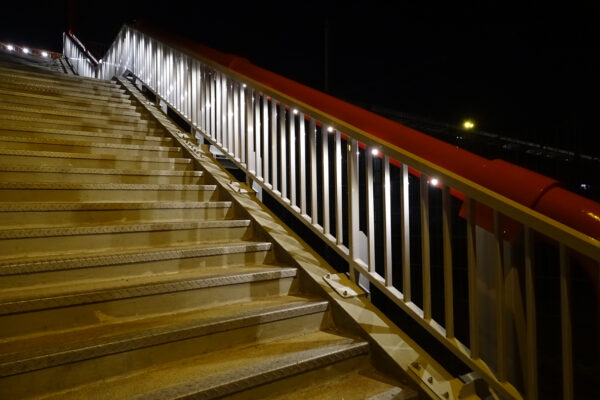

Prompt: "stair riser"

[0,76,126,95]
[0,248,273,289]
[0,205,231,227]
[0,89,137,111]
[0,308,326,399]
[0,94,140,116]
[225,354,369,400]
[0,155,192,170]
[0,276,298,338]
[0,114,160,135]
[0,188,217,202]
[0,141,180,158]
[0,171,203,185]
[0,105,146,125]
[0,129,172,146]
[0,82,131,103]
[0,225,252,257]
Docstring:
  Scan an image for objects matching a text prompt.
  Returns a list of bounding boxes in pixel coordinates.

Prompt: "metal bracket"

[323,273,365,298]
[227,181,254,194]
[409,362,457,400]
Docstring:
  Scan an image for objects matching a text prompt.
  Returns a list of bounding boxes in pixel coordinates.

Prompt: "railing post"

[348,139,360,282]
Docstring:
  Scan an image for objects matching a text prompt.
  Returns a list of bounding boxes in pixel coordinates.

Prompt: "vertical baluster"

[383,156,392,286]
[524,227,538,400]
[245,88,254,174]
[191,61,197,126]
[335,131,343,246]
[322,127,330,235]
[271,99,278,192]
[560,244,573,400]
[442,185,454,338]
[493,210,507,381]
[348,139,360,282]
[420,173,430,316]
[215,72,221,144]
[289,110,297,208]
[279,103,287,199]
[225,78,231,152]
[366,149,375,272]
[262,95,269,185]
[299,112,307,215]
[467,197,479,358]
[309,118,318,225]
[239,84,246,165]
[254,92,262,179]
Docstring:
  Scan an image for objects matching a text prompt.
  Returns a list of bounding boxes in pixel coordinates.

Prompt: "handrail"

[63,32,97,78]
[68,24,599,400]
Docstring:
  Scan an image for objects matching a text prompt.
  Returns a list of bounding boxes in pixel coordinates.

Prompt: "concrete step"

[0,127,172,146]
[0,72,127,95]
[0,80,131,103]
[0,87,137,111]
[0,92,141,117]
[0,199,235,226]
[0,165,203,184]
[0,148,193,170]
[0,135,181,158]
[0,240,274,285]
[0,111,161,135]
[0,264,297,338]
[257,367,417,400]
[0,64,119,89]
[0,102,145,124]
[0,296,329,379]
[0,218,252,257]
[25,331,368,400]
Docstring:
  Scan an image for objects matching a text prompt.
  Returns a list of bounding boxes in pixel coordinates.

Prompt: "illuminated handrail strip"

[65,25,599,400]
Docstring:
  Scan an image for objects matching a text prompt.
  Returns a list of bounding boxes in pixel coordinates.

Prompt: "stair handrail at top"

[64,25,599,400]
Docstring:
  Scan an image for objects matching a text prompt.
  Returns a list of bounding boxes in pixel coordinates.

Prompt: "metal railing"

[62,33,97,78]
[64,25,600,400]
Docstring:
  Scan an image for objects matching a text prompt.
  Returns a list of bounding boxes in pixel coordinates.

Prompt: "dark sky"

[2,2,599,156]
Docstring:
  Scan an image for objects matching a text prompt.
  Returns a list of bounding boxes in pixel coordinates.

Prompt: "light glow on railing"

[6,44,14,51]
[430,178,439,186]
[22,47,29,54]
[293,109,298,115]
[41,51,48,57]
[371,148,379,156]
[327,126,334,132]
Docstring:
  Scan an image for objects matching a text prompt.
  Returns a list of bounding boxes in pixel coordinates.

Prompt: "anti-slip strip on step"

[0,66,121,87]
[0,96,141,117]
[0,88,136,109]
[0,80,129,97]
[0,182,213,191]
[0,75,126,92]
[0,114,155,132]
[137,340,369,400]
[0,165,201,177]
[0,201,229,212]
[0,241,272,275]
[0,219,250,240]
[0,126,169,142]
[0,299,328,377]
[0,135,179,152]
[0,148,191,163]
[0,267,298,315]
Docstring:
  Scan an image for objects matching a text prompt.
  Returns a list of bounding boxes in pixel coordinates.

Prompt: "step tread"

[0,218,250,239]
[0,265,297,314]
[266,368,416,400]
[0,135,178,152]
[0,87,135,109]
[0,148,190,163]
[0,200,225,212]
[0,165,201,177]
[0,240,273,274]
[0,181,213,190]
[38,330,367,400]
[0,296,327,377]
[0,127,170,143]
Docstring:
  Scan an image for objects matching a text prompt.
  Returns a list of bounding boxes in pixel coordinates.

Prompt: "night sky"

[2,2,599,157]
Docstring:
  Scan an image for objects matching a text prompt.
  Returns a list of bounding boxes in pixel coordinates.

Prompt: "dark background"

[2,2,599,158]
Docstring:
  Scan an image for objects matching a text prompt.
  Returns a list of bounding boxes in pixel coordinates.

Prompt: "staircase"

[0,53,418,399]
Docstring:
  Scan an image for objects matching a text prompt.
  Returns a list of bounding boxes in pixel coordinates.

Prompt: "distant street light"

[463,120,475,129]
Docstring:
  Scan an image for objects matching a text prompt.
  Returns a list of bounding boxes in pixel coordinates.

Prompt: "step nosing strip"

[0,201,228,212]
[0,136,178,151]
[0,268,298,314]
[0,242,272,275]
[0,165,201,176]
[0,182,212,190]
[0,219,250,239]
[139,340,369,400]
[0,149,191,163]
[0,300,328,377]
